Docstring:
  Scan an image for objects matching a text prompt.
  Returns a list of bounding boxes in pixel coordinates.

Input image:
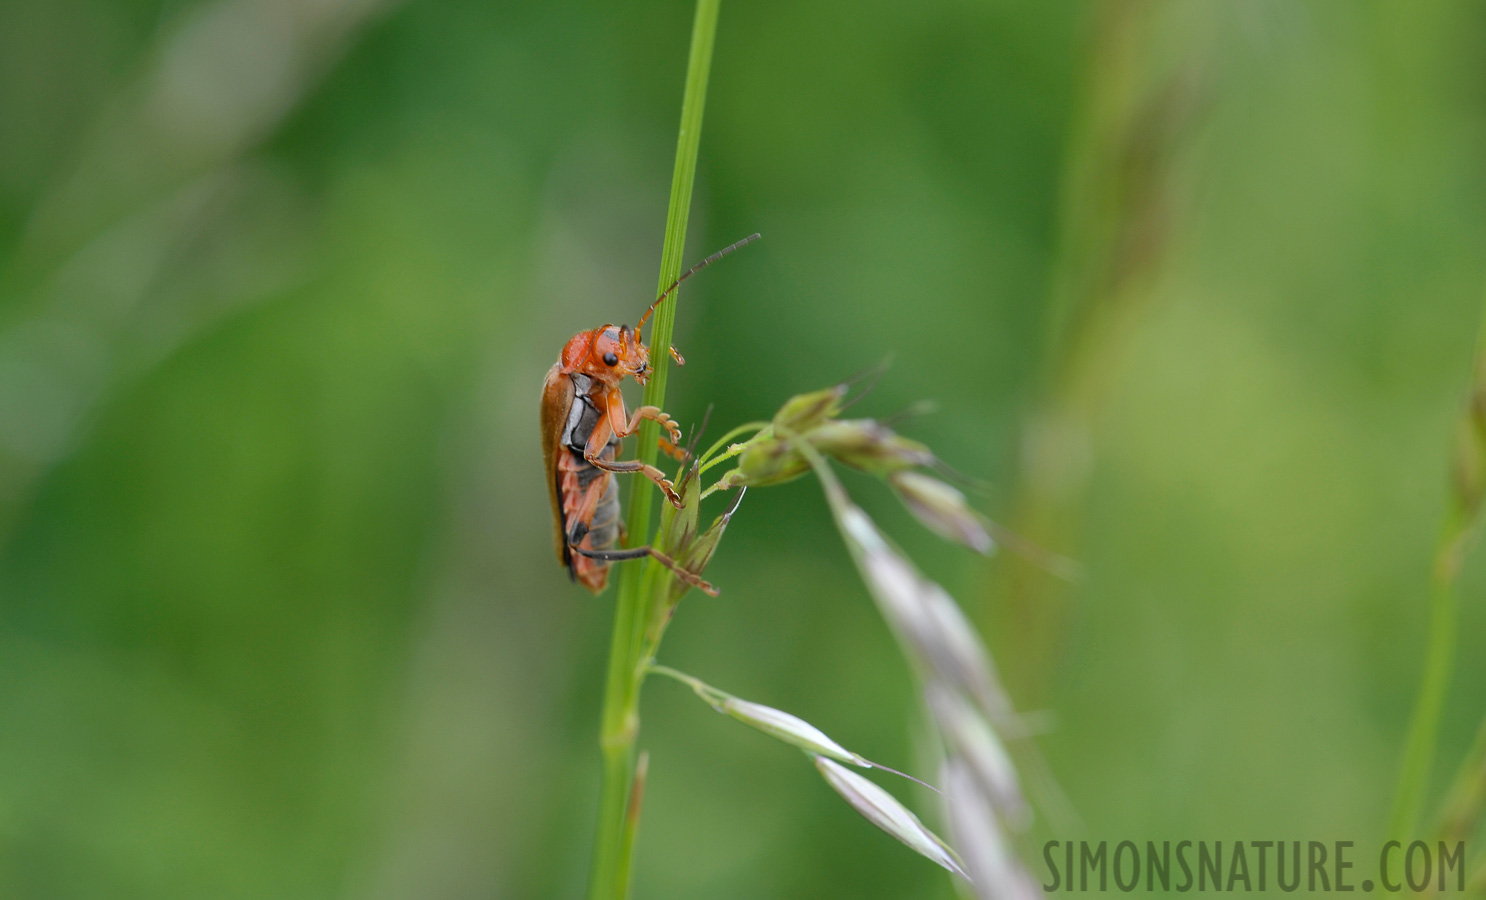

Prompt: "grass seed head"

[941,760,1040,900]
[915,583,1013,723]
[721,698,863,764]
[839,505,1013,724]
[889,470,995,554]
[730,436,811,488]
[773,384,848,432]
[808,419,935,476]
[926,683,1028,831]
[814,756,968,880]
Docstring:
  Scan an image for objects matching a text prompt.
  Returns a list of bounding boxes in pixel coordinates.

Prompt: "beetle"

[541,234,760,595]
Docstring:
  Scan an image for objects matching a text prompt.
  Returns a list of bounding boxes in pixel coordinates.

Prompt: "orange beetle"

[541,235,759,594]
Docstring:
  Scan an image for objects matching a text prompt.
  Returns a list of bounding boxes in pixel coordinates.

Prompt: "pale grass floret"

[814,757,968,881]
[942,760,1041,900]
[840,506,1013,724]
[926,683,1028,831]
[824,487,1044,897]
[889,470,996,555]
[720,697,864,766]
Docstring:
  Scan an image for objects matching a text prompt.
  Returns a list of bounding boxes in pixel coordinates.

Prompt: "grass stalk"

[1390,295,1486,841]
[587,2,721,898]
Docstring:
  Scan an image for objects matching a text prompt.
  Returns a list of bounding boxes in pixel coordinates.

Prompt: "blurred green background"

[3,1,1485,897]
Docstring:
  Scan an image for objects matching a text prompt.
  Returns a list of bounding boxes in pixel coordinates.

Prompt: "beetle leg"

[588,400,685,507]
[585,454,684,507]
[569,544,718,596]
[668,345,685,366]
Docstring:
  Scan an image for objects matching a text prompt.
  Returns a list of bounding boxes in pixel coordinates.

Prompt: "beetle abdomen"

[584,476,622,554]
[555,372,625,591]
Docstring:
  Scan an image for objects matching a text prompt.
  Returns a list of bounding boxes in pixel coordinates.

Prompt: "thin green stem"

[698,441,754,476]
[647,663,726,705]
[697,421,770,467]
[695,451,750,501]
[695,425,768,500]
[587,3,721,898]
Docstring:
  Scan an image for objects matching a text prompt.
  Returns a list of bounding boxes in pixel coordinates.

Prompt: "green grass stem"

[588,3,721,898]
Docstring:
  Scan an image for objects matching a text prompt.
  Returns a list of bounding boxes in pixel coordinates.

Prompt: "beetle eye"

[602,352,619,367]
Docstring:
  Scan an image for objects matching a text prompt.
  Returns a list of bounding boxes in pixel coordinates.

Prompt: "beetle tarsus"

[650,412,683,446]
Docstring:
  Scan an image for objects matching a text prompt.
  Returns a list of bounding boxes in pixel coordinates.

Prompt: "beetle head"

[561,325,652,385]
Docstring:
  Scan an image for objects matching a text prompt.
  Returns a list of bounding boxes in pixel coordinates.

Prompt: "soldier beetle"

[541,234,760,594]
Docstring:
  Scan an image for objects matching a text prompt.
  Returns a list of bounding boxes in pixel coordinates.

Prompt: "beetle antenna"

[637,233,762,333]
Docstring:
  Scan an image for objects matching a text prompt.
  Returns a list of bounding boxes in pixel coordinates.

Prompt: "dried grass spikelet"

[942,760,1041,900]
[651,665,944,782]
[889,470,996,555]
[807,419,935,475]
[777,423,1045,895]
[814,757,968,880]
[649,663,980,881]
[926,683,1028,831]
[720,697,865,765]
[837,505,1015,725]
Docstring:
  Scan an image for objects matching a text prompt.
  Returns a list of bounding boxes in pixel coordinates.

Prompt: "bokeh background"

[3,1,1486,897]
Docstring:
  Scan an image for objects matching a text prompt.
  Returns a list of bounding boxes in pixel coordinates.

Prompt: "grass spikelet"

[776,422,1048,886]
[722,698,863,764]
[814,757,968,880]
[941,760,1041,900]
[889,470,996,554]
[926,683,1028,830]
